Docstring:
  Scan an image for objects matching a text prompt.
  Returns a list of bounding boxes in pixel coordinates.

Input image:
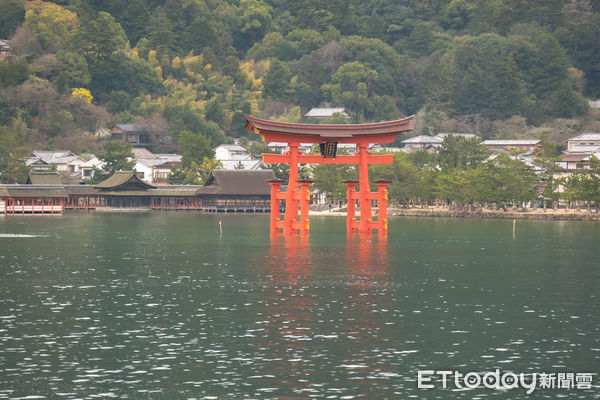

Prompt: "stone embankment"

[389,207,600,221]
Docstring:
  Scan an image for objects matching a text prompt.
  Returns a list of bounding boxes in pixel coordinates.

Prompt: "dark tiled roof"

[98,188,200,197]
[561,153,590,162]
[63,185,101,195]
[27,172,82,185]
[0,186,67,198]
[199,169,276,195]
[27,172,62,184]
[115,123,144,132]
[152,187,201,196]
[95,171,155,190]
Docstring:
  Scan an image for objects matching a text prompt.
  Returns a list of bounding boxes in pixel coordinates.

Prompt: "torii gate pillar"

[283,143,300,235]
[268,175,313,237]
[358,144,372,233]
[344,179,391,235]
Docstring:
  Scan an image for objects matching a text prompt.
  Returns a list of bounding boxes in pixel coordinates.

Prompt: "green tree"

[558,6,599,97]
[118,0,152,45]
[435,163,494,206]
[198,157,223,183]
[85,11,129,61]
[443,0,473,30]
[312,163,357,201]
[205,96,225,125]
[0,0,26,38]
[562,156,600,210]
[510,24,570,98]
[508,23,588,119]
[262,58,292,99]
[24,0,81,53]
[0,119,30,183]
[55,50,90,92]
[234,0,273,52]
[489,154,538,209]
[532,143,561,208]
[404,20,447,58]
[435,169,470,205]
[166,168,187,184]
[329,112,348,124]
[178,130,214,170]
[94,141,135,181]
[448,33,525,119]
[286,29,325,58]
[0,57,30,86]
[247,32,293,61]
[339,36,405,99]
[321,61,378,122]
[311,149,357,200]
[179,0,218,54]
[89,52,164,108]
[437,135,488,171]
[147,7,179,55]
[554,82,589,118]
[466,0,563,34]
[370,152,420,204]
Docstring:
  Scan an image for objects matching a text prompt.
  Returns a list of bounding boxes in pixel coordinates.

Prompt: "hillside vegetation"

[1,0,599,182]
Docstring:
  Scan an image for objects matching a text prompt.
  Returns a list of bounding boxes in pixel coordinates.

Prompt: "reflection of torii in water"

[244,115,414,236]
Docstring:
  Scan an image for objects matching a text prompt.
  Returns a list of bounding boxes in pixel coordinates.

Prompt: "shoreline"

[309,207,600,221]
[3,207,598,222]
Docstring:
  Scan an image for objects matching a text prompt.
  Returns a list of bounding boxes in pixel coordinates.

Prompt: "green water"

[0,214,598,399]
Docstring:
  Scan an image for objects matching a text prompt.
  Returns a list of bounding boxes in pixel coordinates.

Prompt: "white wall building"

[25,151,86,174]
[401,133,480,152]
[304,107,350,119]
[435,133,478,140]
[214,144,261,170]
[266,142,314,154]
[79,156,103,180]
[482,139,541,152]
[401,135,443,152]
[131,148,182,183]
[215,144,249,160]
[566,133,600,153]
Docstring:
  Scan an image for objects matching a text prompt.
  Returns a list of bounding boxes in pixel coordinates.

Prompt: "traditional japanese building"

[64,185,105,210]
[93,171,202,211]
[27,172,82,185]
[131,147,183,183]
[482,139,541,152]
[110,124,149,145]
[1,170,276,215]
[25,150,86,175]
[214,144,262,170]
[401,135,443,152]
[198,169,276,212]
[0,186,67,215]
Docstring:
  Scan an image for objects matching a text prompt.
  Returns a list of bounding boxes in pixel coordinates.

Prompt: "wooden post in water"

[298,180,314,237]
[343,180,359,234]
[267,178,285,235]
[358,144,372,233]
[375,181,391,235]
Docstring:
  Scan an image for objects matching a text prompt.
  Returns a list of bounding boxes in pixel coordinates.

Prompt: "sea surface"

[0,214,598,399]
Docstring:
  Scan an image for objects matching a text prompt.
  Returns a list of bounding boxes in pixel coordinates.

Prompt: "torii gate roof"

[244,114,413,144]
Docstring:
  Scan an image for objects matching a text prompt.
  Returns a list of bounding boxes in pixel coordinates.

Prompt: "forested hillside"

[1,0,599,182]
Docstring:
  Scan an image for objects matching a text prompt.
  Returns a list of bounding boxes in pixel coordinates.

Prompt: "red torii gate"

[244,114,413,236]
